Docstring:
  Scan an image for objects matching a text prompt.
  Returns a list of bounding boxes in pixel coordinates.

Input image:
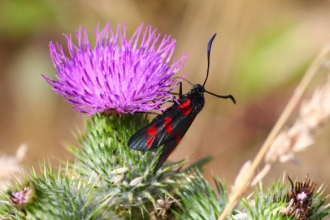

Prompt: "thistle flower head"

[9,186,35,209]
[282,174,316,219]
[42,22,188,114]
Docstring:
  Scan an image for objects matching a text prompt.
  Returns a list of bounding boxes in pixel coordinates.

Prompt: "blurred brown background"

[1,0,330,193]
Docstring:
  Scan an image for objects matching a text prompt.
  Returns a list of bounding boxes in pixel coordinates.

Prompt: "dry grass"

[219,39,330,219]
[0,144,27,189]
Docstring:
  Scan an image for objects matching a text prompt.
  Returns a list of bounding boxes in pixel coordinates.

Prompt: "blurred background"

[1,0,330,194]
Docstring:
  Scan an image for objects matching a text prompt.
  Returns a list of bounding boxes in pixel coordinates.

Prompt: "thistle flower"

[9,186,35,209]
[282,175,316,219]
[42,22,188,114]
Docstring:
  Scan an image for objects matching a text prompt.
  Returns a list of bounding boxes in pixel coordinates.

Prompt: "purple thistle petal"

[42,22,188,115]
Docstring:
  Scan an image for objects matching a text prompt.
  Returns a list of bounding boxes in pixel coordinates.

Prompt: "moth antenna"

[171,77,193,89]
[182,78,193,86]
[205,90,236,104]
[203,33,217,87]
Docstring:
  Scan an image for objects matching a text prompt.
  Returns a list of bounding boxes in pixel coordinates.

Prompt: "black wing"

[128,99,196,151]
[153,116,193,172]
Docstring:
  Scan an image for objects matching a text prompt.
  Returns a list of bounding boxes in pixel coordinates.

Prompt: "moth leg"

[179,81,183,99]
[169,82,182,105]
[172,82,182,105]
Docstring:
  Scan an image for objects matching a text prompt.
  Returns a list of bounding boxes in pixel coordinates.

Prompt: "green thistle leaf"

[173,170,229,220]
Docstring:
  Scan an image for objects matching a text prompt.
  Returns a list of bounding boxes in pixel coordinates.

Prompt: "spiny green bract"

[238,177,330,220]
[3,112,329,219]
[0,164,112,220]
[239,180,289,220]
[172,170,230,220]
[68,114,188,215]
[0,113,194,219]
[304,185,330,219]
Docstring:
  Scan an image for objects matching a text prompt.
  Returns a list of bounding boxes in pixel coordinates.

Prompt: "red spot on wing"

[147,126,157,136]
[146,137,154,147]
[164,116,172,124]
[146,126,157,147]
[164,116,173,134]
[175,137,182,144]
[173,131,180,137]
[179,99,192,115]
[179,99,191,108]
[173,131,182,144]
[165,124,173,134]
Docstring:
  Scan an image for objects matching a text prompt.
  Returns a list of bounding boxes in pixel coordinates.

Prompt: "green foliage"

[1,113,330,220]
[0,164,111,220]
[239,180,290,220]
[0,113,197,219]
[68,114,188,214]
[238,177,330,220]
[173,170,229,220]
[308,186,330,220]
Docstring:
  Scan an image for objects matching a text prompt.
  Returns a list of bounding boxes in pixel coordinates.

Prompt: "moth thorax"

[191,84,205,95]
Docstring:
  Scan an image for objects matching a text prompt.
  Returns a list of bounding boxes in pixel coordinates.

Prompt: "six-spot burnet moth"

[128,33,236,173]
